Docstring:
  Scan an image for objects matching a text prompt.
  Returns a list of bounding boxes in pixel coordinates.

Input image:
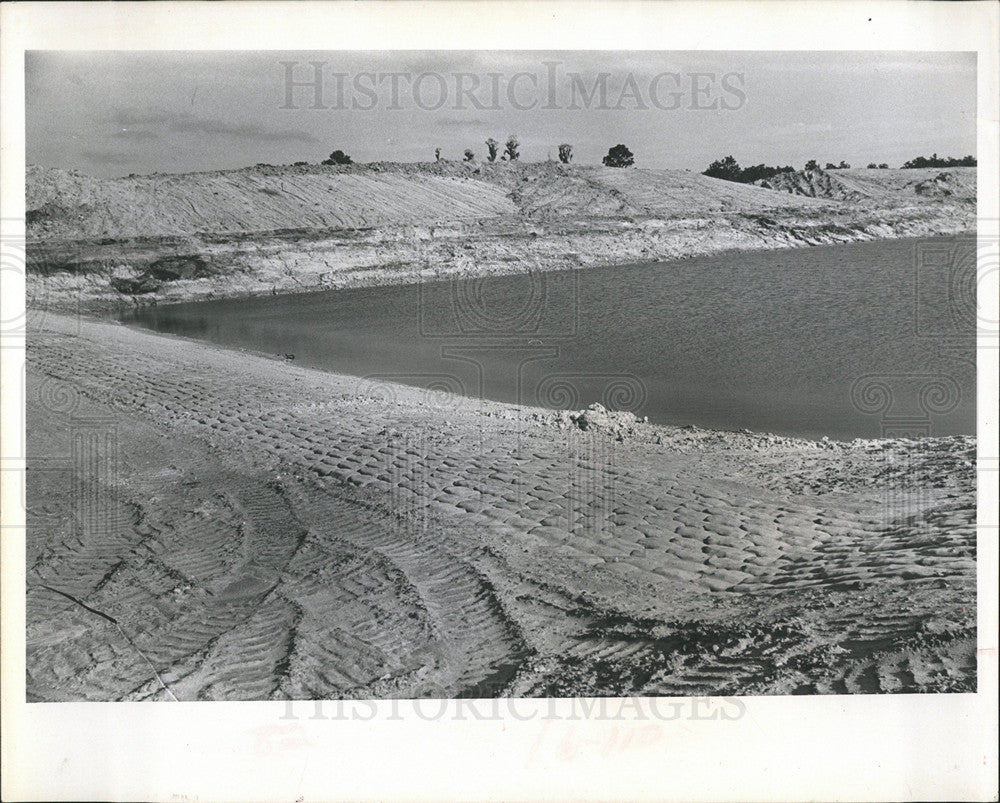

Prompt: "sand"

[26,163,975,311]
[25,311,977,700]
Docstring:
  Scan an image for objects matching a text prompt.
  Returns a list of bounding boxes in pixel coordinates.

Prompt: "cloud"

[170,116,319,143]
[110,109,318,143]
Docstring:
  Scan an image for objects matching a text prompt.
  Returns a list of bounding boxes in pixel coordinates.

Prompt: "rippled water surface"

[124,236,976,439]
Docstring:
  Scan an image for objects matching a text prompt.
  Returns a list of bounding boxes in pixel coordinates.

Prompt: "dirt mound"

[758,168,874,201]
[27,161,832,242]
[561,403,647,441]
[26,162,976,243]
[913,171,964,198]
[25,163,518,239]
[758,166,976,204]
[25,162,975,311]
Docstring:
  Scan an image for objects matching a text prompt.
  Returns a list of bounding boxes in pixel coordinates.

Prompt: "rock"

[568,403,642,440]
[110,274,161,295]
[145,254,212,281]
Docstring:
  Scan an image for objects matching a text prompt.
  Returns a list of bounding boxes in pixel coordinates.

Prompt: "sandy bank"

[26,313,976,699]
[26,163,976,311]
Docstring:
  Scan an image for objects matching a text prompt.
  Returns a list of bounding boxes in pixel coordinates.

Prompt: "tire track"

[26,316,978,697]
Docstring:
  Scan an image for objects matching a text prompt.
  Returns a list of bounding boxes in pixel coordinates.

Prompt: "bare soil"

[26,162,975,312]
[26,313,976,700]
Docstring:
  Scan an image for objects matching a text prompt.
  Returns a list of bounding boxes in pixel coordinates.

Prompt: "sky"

[25,50,977,178]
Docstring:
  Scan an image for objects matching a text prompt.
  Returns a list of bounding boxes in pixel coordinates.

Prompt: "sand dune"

[26,313,976,699]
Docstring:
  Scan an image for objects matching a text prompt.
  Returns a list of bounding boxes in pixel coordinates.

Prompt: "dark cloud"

[110,109,318,143]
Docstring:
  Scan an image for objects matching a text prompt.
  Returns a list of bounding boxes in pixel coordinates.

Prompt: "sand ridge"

[25,162,975,311]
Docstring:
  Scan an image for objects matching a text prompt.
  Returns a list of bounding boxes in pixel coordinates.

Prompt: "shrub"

[321,150,352,165]
[504,135,520,162]
[603,144,634,168]
[901,153,976,168]
[703,156,794,184]
[704,155,741,182]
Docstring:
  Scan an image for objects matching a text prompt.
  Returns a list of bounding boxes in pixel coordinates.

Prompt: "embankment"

[26,162,976,311]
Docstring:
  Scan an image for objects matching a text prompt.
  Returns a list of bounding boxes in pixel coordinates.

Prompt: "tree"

[603,144,634,168]
[703,155,742,182]
[504,135,520,162]
[463,149,475,162]
[485,138,499,163]
[878,163,889,169]
[825,162,838,170]
[901,153,977,169]
[322,150,352,165]
[805,159,819,171]
[703,157,794,184]
[435,148,441,162]
[558,143,573,164]
[867,163,878,169]
[738,163,794,183]
[838,160,850,169]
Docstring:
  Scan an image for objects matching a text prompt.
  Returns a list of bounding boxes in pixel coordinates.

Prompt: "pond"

[123,236,976,440]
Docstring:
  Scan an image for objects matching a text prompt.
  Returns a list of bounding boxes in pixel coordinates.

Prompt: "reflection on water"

[123,236,976,439]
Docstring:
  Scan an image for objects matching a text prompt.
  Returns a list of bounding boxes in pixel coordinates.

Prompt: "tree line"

[441,137,634,167]
[702,156,795,184]
[304,147,976,175]
[704,153,977,184]
[900,153,976,169]
[309,139,637,168]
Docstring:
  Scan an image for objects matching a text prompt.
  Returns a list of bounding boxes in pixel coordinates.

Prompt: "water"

[123,236,976,439]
